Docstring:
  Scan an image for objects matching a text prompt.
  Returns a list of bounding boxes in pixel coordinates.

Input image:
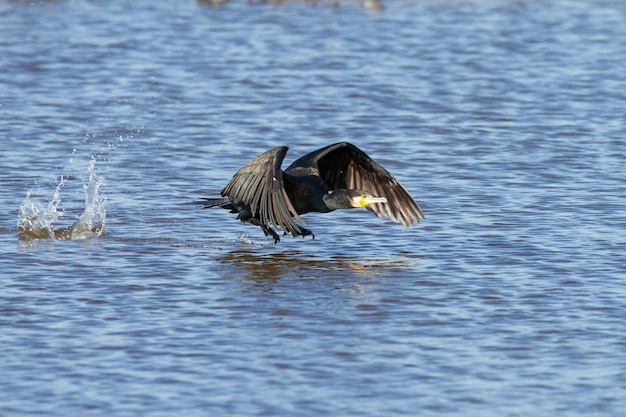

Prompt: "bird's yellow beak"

[360,195,387,207]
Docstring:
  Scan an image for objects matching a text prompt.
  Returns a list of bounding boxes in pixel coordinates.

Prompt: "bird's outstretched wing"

[291,142,424,226]
[221,146,303,236]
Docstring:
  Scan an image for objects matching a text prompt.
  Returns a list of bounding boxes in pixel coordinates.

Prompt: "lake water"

[1,0,625,415]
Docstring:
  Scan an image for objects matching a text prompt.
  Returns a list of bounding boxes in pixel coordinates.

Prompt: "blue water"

[1,0,625,416]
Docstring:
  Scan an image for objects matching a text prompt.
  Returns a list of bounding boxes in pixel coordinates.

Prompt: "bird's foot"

[298,226,315,240]
[266,227,280,244]
[249,219,280,244]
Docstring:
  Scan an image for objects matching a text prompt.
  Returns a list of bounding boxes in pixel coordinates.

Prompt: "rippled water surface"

[1,0,626,416]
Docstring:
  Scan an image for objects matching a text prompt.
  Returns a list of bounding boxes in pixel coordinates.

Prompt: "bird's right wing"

[221,146,303,236]
[305,142,425,227]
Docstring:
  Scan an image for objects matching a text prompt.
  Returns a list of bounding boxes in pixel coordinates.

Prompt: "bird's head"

[323,189,387,210]
[351,191,388,208]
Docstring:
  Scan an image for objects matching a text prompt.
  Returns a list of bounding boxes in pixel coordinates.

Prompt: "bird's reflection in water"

[216,247,411,291]
[218,249,303,283]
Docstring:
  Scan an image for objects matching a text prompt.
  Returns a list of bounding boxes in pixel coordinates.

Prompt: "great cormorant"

[202,142,424,243]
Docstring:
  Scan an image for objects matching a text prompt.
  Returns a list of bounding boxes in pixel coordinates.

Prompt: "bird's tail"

[197,197,232,209]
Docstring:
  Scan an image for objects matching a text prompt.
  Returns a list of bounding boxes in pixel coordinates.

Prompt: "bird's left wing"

[221,146,304,236]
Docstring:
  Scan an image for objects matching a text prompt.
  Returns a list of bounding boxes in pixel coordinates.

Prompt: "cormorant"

[202,142,424,243]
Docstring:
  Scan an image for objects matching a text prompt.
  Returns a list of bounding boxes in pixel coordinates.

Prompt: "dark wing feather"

[221,146,303,236]
[315,142,424,226]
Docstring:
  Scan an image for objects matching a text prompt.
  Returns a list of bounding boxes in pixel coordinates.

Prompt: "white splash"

[18,159,106,240]
[17,178,66,240]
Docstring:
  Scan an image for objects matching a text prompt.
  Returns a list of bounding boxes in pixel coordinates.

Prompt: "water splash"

[18,159,106,240]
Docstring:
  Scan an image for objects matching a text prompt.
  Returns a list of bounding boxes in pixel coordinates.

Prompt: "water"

[17,158,106,240]
[1,0,626,415]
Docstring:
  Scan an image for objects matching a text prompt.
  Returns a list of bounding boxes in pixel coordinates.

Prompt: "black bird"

[202,142,424,243]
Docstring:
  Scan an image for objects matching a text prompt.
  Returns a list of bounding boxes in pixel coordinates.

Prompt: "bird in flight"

[202,142,424,243]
